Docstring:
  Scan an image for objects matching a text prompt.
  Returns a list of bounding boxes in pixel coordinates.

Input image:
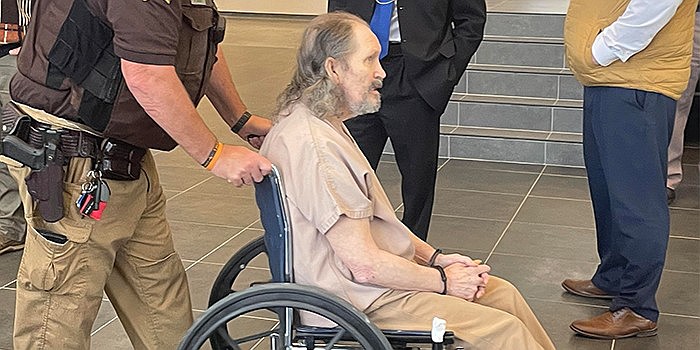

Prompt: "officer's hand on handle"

[237,114,272,149]
[210,145,272,186]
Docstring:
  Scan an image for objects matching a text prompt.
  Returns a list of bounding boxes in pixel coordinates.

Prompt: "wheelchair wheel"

[208,236,269,307]
[179,283,392,350]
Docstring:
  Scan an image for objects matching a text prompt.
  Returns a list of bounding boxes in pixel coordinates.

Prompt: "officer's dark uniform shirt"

[10,0,221,150]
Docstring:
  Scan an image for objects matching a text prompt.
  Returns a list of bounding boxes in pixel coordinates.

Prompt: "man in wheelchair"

[259,12,556,350]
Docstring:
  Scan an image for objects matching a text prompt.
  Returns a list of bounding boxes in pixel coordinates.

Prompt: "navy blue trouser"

[583,86,675,322]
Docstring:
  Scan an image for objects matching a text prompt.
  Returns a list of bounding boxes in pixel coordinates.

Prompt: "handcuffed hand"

[444,263,491,302]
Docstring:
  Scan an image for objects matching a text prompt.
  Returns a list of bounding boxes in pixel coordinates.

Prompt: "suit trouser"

[344,47,441,241]
[583,86,675,322]
[365,276,555,350]
[0,54,25,243]
[667,15,700,190]
[10,152,193,349]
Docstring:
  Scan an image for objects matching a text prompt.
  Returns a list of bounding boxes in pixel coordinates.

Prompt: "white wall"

[216,0,326,15]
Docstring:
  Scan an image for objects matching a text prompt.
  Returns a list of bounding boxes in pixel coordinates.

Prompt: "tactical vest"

[565,0,698,100]
[9,0,224,150]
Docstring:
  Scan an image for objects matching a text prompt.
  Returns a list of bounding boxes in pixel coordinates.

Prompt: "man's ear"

[325,57,342,84]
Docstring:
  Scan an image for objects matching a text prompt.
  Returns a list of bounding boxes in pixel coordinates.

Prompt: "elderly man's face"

[336,24,386,116]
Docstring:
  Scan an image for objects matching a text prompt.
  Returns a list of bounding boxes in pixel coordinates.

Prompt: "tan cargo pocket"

[19,182,94,292]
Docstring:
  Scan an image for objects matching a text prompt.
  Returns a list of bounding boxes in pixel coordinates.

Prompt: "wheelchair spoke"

[324,329,346,350]
[233,328,279,345]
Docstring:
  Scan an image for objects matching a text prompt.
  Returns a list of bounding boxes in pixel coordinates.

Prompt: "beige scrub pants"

[365,276,556,350]
[9,152,193,350]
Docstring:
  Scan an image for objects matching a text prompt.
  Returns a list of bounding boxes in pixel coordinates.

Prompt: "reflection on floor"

[0,8,698,350]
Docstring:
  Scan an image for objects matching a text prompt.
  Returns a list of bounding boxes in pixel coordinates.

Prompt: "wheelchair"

[178,166,455,350]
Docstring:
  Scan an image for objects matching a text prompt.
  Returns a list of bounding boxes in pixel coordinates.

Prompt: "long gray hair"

[273,12,368,121]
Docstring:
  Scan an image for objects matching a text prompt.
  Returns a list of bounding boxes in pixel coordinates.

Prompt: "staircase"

[438,11,584,167]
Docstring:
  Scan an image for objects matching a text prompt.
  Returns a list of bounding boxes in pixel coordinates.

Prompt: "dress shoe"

[562,279,613,299]
[666,187,676,205]
[571,307,657,339]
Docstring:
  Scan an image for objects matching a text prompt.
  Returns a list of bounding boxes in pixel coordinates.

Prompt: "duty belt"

[28,120,102,161]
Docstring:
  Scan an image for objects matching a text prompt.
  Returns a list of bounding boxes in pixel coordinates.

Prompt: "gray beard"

[350,95,381,115]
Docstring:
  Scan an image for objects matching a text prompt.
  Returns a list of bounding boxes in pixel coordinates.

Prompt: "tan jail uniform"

[260,103,555,350]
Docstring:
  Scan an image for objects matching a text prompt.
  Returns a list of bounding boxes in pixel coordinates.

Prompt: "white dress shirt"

[389,0,401,42]
[592,0,683,66]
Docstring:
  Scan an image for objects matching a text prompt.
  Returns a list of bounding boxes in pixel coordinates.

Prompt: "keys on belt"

[76,169,111,220]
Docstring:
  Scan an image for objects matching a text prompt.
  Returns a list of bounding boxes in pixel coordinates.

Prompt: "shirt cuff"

[591,34,619,67]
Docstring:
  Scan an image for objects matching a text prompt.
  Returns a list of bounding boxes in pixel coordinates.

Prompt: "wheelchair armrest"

[296,326,455,345]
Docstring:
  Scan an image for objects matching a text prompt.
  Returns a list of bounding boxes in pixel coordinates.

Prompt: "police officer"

[3,0,272,348]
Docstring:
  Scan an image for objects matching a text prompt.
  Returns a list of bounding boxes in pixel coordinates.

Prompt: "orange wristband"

[202,141,223,170]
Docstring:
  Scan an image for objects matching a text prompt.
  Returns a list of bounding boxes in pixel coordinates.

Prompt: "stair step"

[483,34,563,45]
[436,132,584,167]
[484,12,564,39]
[456,67,582,100]
[472,40,565,68]
[442,97,582,134]
[467,63,572,75]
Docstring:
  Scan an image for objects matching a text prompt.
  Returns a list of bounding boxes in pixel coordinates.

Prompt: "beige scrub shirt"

[260,103,415,314]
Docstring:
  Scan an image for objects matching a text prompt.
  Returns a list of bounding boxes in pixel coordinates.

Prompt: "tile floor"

[1,9,699,350]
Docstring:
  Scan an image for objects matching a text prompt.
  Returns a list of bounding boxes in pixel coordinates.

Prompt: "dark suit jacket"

[328,0,486,112]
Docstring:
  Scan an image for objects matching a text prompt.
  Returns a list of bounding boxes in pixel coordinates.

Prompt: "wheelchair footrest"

[296,326,455,346]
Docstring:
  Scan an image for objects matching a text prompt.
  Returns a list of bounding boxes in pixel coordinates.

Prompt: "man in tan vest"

[562,0,697,339]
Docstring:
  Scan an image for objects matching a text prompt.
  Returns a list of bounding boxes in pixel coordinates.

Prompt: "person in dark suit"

[328,0,486,240]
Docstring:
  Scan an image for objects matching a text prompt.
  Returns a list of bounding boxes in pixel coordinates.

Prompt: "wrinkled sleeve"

[107,0,181,65]
[280,128,373,234]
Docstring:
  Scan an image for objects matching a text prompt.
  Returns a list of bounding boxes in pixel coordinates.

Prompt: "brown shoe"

[571,308,657,339]
[562,279,613,299]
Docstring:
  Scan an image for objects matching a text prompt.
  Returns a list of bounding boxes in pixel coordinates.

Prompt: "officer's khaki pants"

[0,54,26,243]
[365,276,556,350]
[10,152,194,350]
[0,162,25,242]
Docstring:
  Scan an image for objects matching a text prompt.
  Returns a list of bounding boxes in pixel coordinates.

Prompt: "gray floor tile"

[156,165,213,192]
[192,174,256,198]
[656,271,699,317]
[670,183,699,209]
[514,197,595,229]
[530,174,591,200]
[433,188,524,220]
[664,237,699,273]
[166,191,261,227]
[527,299,612,350]
[444,159,544,173]
[91,301,117,333]
[495,222,598,263]
[427,215,508,252]
[437,163,539,194]
[543,165,587,177]
[171,221,247,261]
[614,313,700,350]
[186,262,227,310]
[486,253,609,307]
[203,229,265,265]
[670,209,700,238]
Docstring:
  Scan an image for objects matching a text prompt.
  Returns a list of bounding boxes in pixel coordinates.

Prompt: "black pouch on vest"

[99,138,146,181]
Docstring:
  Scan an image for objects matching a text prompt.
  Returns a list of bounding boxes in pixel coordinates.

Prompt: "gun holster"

[1,102,65,222]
